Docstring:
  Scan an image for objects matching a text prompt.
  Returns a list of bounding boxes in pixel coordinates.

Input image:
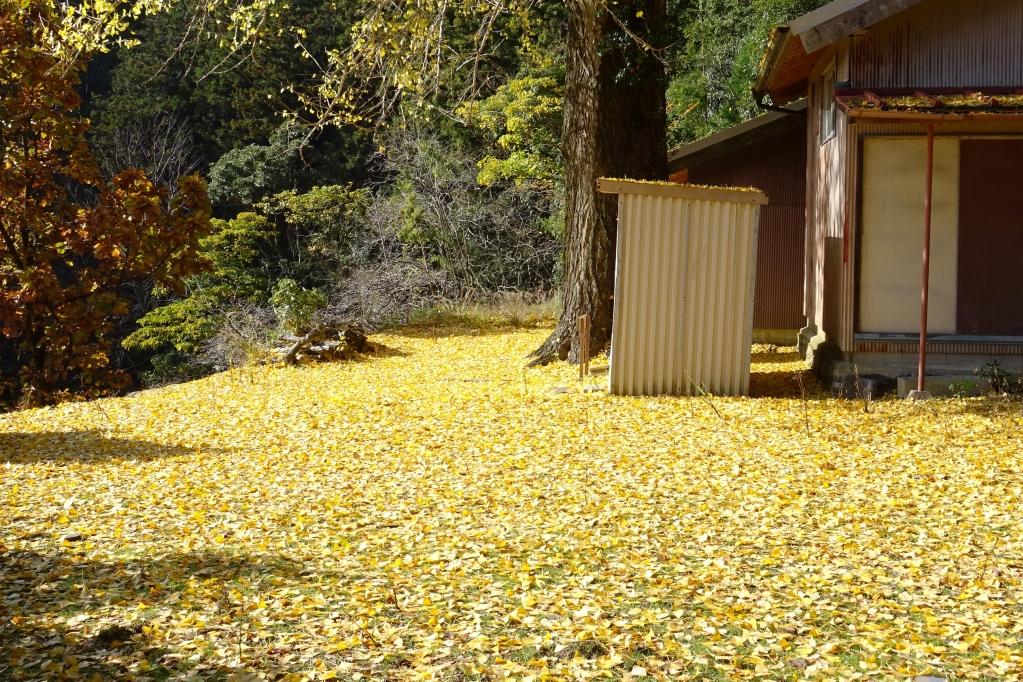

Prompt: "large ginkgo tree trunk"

[530,0,668,365]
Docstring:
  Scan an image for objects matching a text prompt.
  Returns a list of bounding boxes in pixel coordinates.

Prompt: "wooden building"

[668,106,807,343]
[755,0,1023,387]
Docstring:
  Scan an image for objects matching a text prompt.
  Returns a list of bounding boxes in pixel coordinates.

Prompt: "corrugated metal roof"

[668,100,806,173]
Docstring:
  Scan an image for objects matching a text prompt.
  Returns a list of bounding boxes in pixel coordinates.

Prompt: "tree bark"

[531,0,668,365]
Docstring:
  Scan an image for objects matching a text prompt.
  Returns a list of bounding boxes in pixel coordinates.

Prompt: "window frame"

[819,63,837,145]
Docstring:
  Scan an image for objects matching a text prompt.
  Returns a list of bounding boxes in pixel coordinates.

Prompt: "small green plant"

[949,381,976,399]
[269,278,327,334]
[976,360,1019,395]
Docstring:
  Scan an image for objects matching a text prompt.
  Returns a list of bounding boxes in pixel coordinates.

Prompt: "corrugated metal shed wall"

[602,181,764,397]
[685,124,806,330]
[850,0,1023,87]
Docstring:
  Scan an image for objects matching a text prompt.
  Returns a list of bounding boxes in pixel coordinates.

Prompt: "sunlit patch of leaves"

[2,329,1023,680]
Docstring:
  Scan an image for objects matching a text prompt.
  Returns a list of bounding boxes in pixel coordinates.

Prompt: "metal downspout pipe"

[916,123,937,395]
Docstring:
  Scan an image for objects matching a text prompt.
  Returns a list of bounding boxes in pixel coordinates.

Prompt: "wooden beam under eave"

[798,0,928,53]
[845,109,1023,123]
[844,108,960,122]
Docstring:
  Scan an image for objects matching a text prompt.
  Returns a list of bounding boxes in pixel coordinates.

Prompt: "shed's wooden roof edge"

[596,178,769,206]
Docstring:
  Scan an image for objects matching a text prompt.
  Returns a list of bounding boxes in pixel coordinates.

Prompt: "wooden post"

[578,315,590,380]
[584,315,590,378]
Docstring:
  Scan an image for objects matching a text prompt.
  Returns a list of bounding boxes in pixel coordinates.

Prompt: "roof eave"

[668,100,807,172]
[753,27,792,103]
[845,109,1023,122]
[753,0,932,104]
[795,0,928,53]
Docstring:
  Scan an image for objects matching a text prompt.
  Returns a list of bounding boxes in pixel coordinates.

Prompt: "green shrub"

[191,212,277,298]
[124,296,220,356]
[269,279,327,334]
[207,125,303,209]
[124,213,277,367]
[258,184,371,283]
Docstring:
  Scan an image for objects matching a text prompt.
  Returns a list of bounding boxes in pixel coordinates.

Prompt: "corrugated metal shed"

[598,179,767,397]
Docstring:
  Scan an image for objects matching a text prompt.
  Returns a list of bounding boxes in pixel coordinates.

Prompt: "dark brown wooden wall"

[957,139,1023,336]
[684,124,807,330]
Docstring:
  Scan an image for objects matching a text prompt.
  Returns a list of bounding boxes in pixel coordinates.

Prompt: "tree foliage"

[0,0,211,407]
[258,184,372,284]
[666,0,827,145]
[462,64,565,190]
[381,129,561,293]
[86,0,373,191]
[207,125,305,211]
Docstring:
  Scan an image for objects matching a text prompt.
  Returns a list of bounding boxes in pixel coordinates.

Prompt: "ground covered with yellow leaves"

[2,327,1023,681]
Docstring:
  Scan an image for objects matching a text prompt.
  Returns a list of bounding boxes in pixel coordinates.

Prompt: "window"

[859,138,959,334]
[819,67,837,144]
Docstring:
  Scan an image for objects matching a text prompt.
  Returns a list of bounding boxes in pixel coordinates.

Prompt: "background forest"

[2,0,826,407]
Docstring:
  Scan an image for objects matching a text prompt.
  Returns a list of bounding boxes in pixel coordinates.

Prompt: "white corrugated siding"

[608,188,762,397]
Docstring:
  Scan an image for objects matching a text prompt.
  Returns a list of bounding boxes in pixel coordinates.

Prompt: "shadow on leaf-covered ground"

[0,547,325,679]
[0,430,204,464]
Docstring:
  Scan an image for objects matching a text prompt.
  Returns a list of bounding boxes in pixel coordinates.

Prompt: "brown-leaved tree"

[0,0,212,407]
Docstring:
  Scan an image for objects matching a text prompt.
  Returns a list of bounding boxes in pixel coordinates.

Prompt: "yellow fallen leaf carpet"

[2,328,1022,680]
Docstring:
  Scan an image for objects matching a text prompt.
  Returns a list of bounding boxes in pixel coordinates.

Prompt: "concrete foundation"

[822,355,1004,399]
[897,375,992,398]
[794,323,1019,397]
[797,323,816,357]
[801,327,844,381]
[839,351,1023,378]
[905,390,933,401]
[832,373,898,399]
